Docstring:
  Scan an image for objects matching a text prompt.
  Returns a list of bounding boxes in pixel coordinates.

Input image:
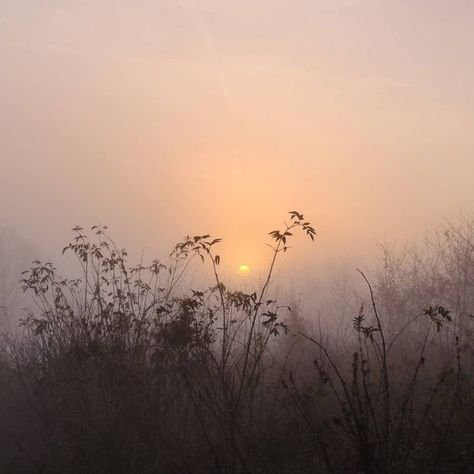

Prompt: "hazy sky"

[1,0,474,273]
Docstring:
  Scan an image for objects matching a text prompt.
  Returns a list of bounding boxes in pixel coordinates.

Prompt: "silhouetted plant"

[290,273,464,474]
[1,213,474,473]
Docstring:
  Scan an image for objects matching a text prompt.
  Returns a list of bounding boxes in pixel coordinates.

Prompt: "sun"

[239,264,251,275]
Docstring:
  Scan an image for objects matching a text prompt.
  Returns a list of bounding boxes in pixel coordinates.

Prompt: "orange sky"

[1,1,474,274]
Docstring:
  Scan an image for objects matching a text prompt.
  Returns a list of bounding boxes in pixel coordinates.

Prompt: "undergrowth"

[0,212,473,473]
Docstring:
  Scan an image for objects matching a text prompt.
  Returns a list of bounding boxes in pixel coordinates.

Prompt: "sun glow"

[239,264,251,275]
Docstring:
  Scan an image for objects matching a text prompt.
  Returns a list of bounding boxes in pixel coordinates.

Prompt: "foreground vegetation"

[0,212,474,473]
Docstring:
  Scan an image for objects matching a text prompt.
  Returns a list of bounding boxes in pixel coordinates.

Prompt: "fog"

[1,1,474,273]
[1,4,474,472]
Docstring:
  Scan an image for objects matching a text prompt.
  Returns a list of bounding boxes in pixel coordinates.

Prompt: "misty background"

[2,3,474,473]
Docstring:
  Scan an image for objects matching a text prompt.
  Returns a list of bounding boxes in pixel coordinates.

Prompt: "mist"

[1,2,474,473]
[2,1,474,265]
